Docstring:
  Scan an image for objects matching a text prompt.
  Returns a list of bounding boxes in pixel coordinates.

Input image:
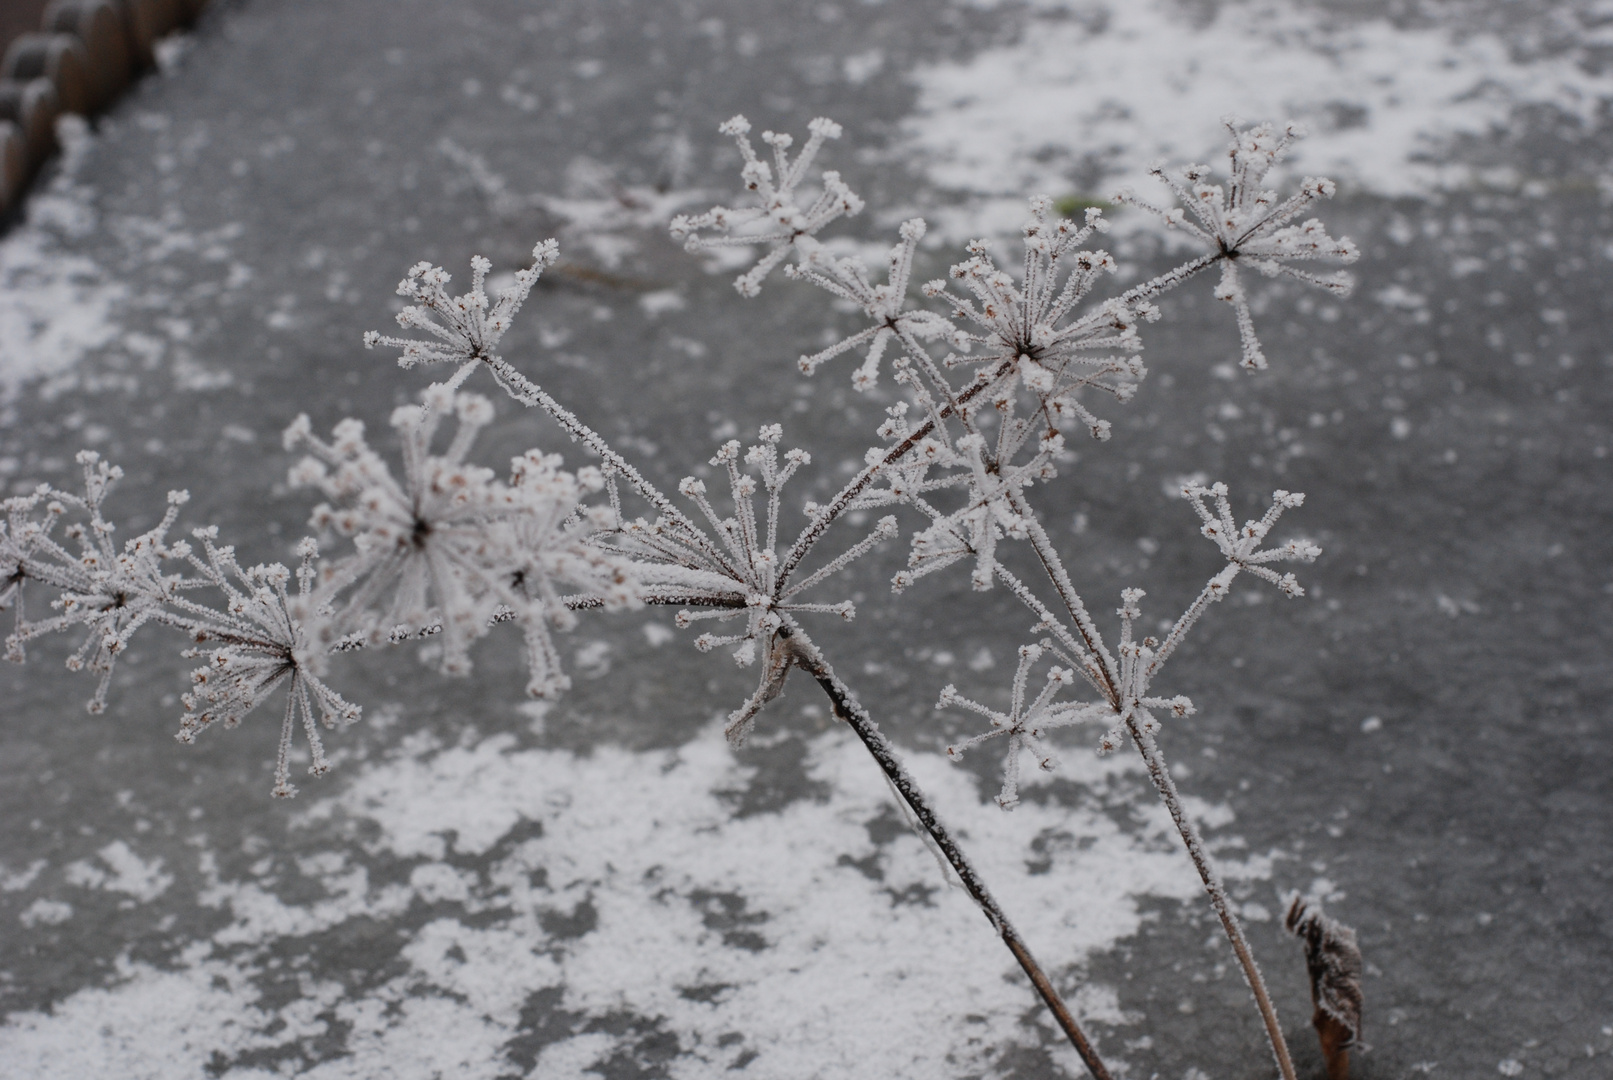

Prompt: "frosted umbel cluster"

[2,113,1360,1080]
[1114,119,1359,369]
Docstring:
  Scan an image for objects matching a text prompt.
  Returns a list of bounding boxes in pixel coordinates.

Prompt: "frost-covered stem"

[989,563,1109,693]
[1126,718,1298,1080]
[1114,251,1221,307]
[1146,578,1222,676]
[779,357,1015,583]
[480,356,709,545]
[783,625,1114,1080]
[1007,490,1119,701]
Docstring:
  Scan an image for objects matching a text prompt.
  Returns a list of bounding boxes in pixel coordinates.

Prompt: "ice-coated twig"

[935,482,1320,1079]
[1128,716,1298,1080]
[1113,120,1358,369]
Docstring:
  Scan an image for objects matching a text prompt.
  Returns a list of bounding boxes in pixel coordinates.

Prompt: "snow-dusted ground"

[2,723,1274,1079]
[1,1,1610,1078]
[906,0,1613,232]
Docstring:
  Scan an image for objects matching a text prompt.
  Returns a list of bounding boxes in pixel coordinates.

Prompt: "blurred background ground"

[0,1,1609,1078]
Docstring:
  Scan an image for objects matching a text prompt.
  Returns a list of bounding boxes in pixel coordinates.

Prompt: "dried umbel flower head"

[286,385,638,696]
[787,216,968,391]
[175,536,360,798]
[286,387,528,675]
[613,424,894,745]
[938,643,1109,809]
[363,239,561,381]
[1113,119,1357,370]
[2,453,192,713]
[928,199,1155,440]
[671,115,863,297]
[1183,482,1321,597]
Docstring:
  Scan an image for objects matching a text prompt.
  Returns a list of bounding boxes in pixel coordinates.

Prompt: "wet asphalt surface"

[0,1,1610,1077]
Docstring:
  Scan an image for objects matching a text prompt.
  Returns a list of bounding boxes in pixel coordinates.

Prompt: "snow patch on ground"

[905,0,1613,233]
[61,841,174,903]
[0,723,1262,1078]
[0,122,252,402]
[0,215,126,400]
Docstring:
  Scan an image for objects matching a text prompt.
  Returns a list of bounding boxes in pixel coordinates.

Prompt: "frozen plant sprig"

[5,106,1373,1080]
[940,643,1106,809]
[928,198,1156,442]
[2,452,194,713]
[896,429,1053,593]
[786,217,969,391]
[505,450,641,699]
[286,384,637,697]
[938,588,1198,809]
[285,386,528,675]
[610,424,896,744]
[1182,481,1321,600]
[941,482,1318,782]
[360,245,897,738]
[0,457,369,795]
[174,535,360,799]
[934,483,1318,1080]
[674,114,1357,1080]
[362,239,561,380]
[682,115,1340,629]
[1113,119,1359,370]
[670,115,864,297]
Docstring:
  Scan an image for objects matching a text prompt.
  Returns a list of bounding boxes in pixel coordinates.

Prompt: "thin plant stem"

[777,355,1017,583]
[1008,489,1119,701]
[1125,718,1298,1080]
[479,355,733,571]
[782,624,1115,1080]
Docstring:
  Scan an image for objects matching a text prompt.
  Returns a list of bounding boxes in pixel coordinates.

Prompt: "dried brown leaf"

[1285,892,1364,1080]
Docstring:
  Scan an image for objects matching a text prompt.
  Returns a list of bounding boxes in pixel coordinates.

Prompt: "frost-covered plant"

[4,453,192,713]
[173,534,359,799]
[1113,119,1358,370]
[1,114,1363,1080]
